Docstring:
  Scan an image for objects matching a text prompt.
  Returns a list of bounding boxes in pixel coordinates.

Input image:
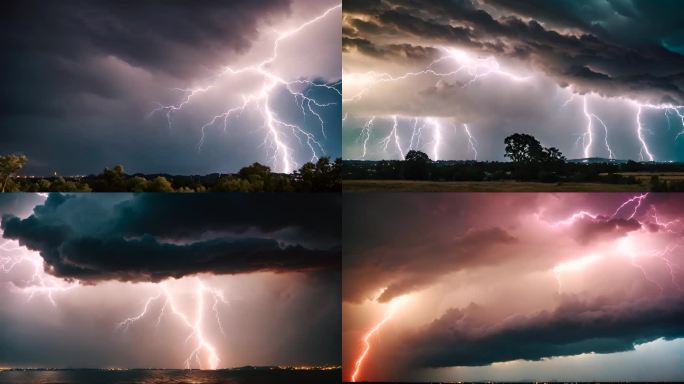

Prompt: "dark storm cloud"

[567,215,643,245]
[0,193,340,283]
[1,0,341,175]
[1,0,290,117]
[342,194,534,303]
[408,295,684,367]
[343,0,684,104]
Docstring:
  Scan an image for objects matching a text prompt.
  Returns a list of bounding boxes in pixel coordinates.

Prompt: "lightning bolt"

[582,96,594,159]
[1,237,77,306]
[350,300,401,383]
[428,118,442,161]
[463,123,478,160]
[344,46,529,160]
[358,117,375,159]
[544,193,683,294]
[150,4,342,173]
[117,277,229,370]
[379,116,405,159]
[633,102,684,162]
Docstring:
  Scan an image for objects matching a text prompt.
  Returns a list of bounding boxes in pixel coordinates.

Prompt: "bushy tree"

[294,157,341,192]
[0,154,28,192]
[146,176,174,192]
[404,150,431,180]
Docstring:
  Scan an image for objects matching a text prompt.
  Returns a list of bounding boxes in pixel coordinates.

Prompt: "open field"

[600,172,684,182]
[343,179,648,192]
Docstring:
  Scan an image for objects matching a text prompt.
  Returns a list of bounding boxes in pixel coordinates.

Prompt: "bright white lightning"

[428,118,442,161]
[582,96,594,159]
[463,123,478,160]
[1,238,77,306]
[359,117,375,158]
[151,5,342,174]
[118,277,228,369]
[117,278,229,370]
[344,47,529,103]
[633,102,684,162]
[379,116,404,159]
[344,47,530,159]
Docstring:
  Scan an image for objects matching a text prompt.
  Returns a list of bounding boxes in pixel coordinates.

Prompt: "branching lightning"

[545,193,682,294]
[2,228,230,369]
[344,47,525,160]
[1,237,77,306]
[150,5,342,173]
[117,277,229,369]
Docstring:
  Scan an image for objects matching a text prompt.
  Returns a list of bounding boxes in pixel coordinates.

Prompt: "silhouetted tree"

[0,154,28,192]
[404,150,431,180]
[504,133,546,163]
[294,157,341,192]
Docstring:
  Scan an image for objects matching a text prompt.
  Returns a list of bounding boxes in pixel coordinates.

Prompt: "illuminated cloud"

[342,0,684,161]
[0,0,342,174]
[343,193,684,382]
[0,193,340,369]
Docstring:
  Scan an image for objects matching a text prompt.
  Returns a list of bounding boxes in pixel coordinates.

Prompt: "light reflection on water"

[0,369,341,384]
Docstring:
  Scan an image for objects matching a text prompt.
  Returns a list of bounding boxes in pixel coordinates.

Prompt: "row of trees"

[1,155,341,192]
[343,133,681,188]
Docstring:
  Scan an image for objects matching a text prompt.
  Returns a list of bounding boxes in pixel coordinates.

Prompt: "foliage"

[4,155,341,192]
[403,150,431,180]
[0,154,28,192]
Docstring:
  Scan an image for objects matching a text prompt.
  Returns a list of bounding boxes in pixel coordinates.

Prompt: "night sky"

[343,193,684,382]
[0,193,341,369]
[0,0,341,175]
[342,0,684,162]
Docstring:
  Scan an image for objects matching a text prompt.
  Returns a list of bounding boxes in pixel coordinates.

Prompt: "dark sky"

[0,193,341,369]
[342,0,684,162]
[1,0,341,175]
[343,193,684,381]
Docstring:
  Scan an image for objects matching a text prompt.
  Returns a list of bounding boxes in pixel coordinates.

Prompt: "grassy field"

[600,172,684,182]
[343,179,649,192]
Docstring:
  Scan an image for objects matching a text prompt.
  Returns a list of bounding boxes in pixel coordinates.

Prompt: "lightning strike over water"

[118,278,229,370]
[151,5,342,173]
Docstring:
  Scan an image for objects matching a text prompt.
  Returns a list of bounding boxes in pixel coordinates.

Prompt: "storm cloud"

[1,193,340,283]
[342,0,684,162]
[342,193,684,381]
[1,0,341,175]
[410,295,684,367]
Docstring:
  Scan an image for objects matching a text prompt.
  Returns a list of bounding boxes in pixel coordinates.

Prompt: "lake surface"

[0,369,341,384]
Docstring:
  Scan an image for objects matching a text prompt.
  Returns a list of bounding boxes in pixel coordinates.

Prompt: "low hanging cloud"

[1,193,340,283]
[408,295,684,367]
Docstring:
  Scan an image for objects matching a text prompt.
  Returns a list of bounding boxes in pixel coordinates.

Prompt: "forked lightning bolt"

[344,47,523,160]
[1,237,77,306]
[117,277,229,369]
[545,194,682,293]
[151,5,342,173]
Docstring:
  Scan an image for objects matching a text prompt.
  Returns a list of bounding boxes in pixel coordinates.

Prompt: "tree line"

[0,155,341,192]
[343,133,684,191]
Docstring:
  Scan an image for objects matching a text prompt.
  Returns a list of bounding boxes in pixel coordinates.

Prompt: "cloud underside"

[410,295,684,367]
[343,0,684,104]
[1,193,340,283]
